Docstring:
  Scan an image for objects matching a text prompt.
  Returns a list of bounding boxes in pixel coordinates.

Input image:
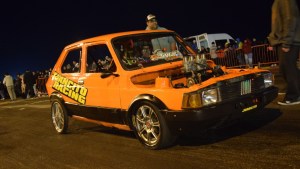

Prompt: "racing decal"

[52,72,88,104]
[242,105,257,112]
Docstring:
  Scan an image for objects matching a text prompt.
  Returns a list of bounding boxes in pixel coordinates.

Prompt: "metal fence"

[204,44,279,68]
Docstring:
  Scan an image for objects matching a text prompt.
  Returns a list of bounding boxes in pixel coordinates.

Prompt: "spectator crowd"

[189,37,267,68]
[0,69,51,101]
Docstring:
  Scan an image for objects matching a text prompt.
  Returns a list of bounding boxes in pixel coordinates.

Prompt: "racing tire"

[51,99,69,134]
[131,101,176,149]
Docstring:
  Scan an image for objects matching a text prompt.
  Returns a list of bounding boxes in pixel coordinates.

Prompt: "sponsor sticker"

[52,72,88,104]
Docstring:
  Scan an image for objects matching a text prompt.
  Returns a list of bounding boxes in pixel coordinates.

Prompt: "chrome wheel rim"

[51,102,64,133]
[135,105,161,146]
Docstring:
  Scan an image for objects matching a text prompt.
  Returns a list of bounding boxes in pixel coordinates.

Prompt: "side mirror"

[100,72,119,79]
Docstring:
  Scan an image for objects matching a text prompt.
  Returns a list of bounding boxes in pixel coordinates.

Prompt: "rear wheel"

[131,101,175,149]
[51,100,69,134]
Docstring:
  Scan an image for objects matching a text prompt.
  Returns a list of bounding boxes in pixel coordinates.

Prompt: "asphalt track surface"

[0,73,299,169]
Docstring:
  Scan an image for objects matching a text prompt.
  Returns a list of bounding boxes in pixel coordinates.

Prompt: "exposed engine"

[131,54,225,88]
[180,54,225,87]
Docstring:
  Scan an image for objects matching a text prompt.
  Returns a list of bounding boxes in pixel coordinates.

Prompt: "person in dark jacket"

[0,80,6,100]
[14,74,22,97]
[23,69,34,99]
[268,0,300,105]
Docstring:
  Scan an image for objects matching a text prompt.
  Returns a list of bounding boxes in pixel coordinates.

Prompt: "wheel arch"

[126,94,167,129]
[50,92,65,103]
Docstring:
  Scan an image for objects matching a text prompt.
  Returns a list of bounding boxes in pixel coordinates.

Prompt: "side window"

[184,37,198,51]
[61,48,82,73]
[215,40,228,49]
[86,44,116,73]
[199,40,208,49]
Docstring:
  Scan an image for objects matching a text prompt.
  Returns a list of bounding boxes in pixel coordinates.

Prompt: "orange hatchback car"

[46,30,278,149]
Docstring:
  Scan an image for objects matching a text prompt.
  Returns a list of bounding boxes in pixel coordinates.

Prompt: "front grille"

[219,75,265,101]
[241,79,251,95]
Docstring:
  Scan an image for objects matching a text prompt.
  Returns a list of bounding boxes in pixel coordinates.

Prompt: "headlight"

[263,72,274,88]
[202,89,219,105]
[182,88,220,108]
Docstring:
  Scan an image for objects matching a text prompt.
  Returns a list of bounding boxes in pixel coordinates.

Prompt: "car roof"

[64,29,175,49]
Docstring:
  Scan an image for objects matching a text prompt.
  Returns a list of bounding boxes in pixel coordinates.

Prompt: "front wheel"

[131,101,176,149]
[51,100,69,134]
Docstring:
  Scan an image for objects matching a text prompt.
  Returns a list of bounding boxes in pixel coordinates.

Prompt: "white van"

[184,33,235,51]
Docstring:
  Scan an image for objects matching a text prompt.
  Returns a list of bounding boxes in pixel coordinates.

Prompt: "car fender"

[126,94,168,127]
[50,92,65,104]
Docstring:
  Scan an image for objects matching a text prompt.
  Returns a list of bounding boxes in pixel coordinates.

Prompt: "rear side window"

[61,48,82,73]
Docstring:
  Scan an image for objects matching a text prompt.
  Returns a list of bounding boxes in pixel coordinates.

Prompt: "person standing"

[14,74,22,97]
[32,71,38,97]
[145,14,176,52]
[268,0,300,105]
[210,42,218,63]
[3,73,16,101]
[242,38,253,68]
[191,40,198,52]
[145,14,164,30]
[23,69,34,99]
[0,80,6,100]
[235,38,245,66]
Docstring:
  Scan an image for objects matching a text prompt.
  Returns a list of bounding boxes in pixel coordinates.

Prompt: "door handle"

[78,79,84,85]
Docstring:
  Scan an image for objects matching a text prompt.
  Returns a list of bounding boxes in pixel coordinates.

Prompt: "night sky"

[0,0,273,77]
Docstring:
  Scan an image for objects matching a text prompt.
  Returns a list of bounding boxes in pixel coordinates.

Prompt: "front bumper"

[162,86,278,135]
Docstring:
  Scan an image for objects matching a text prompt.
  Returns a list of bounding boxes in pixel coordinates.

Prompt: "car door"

[78,42,122,123]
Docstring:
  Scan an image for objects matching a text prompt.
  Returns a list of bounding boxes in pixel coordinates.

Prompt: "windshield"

[112,32,193,70]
